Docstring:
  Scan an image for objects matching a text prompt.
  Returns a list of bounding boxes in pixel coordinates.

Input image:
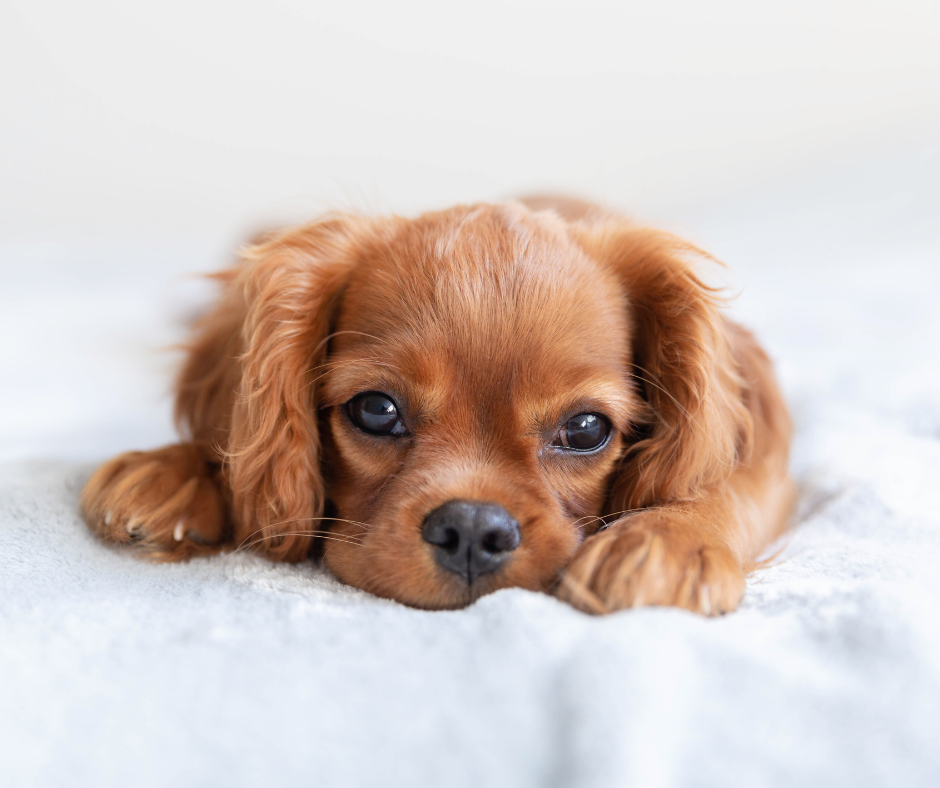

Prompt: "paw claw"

[700,585,712,616]
[80,445,227,559]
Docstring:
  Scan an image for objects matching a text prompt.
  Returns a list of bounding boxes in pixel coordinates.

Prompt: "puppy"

[81,198,793,615]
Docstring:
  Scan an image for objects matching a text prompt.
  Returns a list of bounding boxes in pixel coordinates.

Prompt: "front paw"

[80,445,227,560]
[557,510,745,616]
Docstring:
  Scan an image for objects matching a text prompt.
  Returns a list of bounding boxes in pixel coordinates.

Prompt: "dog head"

[178,202,747,608]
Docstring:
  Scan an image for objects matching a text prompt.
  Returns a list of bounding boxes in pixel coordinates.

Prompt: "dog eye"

[552,413,610,452]
[347,392,408,436]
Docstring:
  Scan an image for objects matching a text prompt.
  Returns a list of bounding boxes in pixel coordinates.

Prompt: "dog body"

[81,199,793,614]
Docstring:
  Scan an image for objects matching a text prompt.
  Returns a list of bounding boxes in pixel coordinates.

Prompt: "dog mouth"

[427,569,513,610]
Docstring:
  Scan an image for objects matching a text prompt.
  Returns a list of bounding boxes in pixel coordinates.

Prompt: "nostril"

[439,526,460,554]
[475,505,520,556]
[480,527,517,554]
[423,522,462,552]
[480,530,500,554]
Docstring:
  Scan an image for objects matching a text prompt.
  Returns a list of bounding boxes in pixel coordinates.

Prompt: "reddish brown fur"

[80,200,793,614]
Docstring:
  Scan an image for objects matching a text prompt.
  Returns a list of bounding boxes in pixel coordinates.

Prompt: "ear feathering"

[575,222,754,510]
[175,215,369,561]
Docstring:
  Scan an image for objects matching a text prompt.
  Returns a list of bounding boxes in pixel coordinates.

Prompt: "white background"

[2,0,938,240]
[1,0,938,460]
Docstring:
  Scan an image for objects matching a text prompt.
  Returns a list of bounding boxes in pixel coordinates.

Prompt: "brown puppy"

[81,199,793,615]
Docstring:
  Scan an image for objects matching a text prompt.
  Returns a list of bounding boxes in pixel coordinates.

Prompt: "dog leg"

[80,443,228,560]
[558,464,794,616]
[557,506,745,615]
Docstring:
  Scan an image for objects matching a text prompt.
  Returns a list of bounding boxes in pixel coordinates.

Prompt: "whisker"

[599,507,650,522]
[234,517,375,553]
[301,356,394,377]
[236,531,365,554]
[629,365,736,471]
[570,514,606,531]
[310,330,386,357]
[302,359,403,391]
[571,507,654,532]
[261,516,374,532]
[628,365,695,423]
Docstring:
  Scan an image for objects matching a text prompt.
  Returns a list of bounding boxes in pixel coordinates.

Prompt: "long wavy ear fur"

[175,216,366,560]
[575,221,753,510]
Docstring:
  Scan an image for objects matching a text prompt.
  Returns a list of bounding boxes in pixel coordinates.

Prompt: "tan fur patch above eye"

[522,381,641,439]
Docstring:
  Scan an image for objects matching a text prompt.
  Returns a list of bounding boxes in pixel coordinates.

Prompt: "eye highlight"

[551,413,610,452]
[347,392,408,437]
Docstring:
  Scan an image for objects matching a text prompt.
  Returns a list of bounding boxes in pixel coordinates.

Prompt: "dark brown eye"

[347,392,408,436]
[552,413,610,452]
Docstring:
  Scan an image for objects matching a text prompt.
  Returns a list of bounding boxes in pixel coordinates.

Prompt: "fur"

[81,199,793,614]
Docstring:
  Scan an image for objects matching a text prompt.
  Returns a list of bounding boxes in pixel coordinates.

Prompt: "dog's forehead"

[323,204,635,423]
[340,204,628,357]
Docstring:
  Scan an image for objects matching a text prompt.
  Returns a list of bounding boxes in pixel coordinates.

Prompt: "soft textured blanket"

[2,170,939,787]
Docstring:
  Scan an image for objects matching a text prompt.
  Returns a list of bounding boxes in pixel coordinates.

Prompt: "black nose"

[421,500,521,584]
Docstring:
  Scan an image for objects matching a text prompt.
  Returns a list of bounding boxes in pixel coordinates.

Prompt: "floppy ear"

[575,221,753,510]
[175,215,367,560]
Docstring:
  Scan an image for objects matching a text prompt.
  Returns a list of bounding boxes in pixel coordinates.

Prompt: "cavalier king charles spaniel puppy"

[81,197,793,615]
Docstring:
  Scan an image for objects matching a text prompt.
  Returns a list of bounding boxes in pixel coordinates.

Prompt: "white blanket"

[2,170,939,787]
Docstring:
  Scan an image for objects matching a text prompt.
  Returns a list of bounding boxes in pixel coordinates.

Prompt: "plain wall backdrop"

[2,0,938,243]
[1,0,938,461]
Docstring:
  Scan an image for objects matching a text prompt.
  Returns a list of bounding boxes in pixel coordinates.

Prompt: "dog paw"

[557,510,746,616]
[80,444,227,560]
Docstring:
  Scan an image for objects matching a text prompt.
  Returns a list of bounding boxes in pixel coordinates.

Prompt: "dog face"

[318,205,640,607]
[178,201,746,610]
